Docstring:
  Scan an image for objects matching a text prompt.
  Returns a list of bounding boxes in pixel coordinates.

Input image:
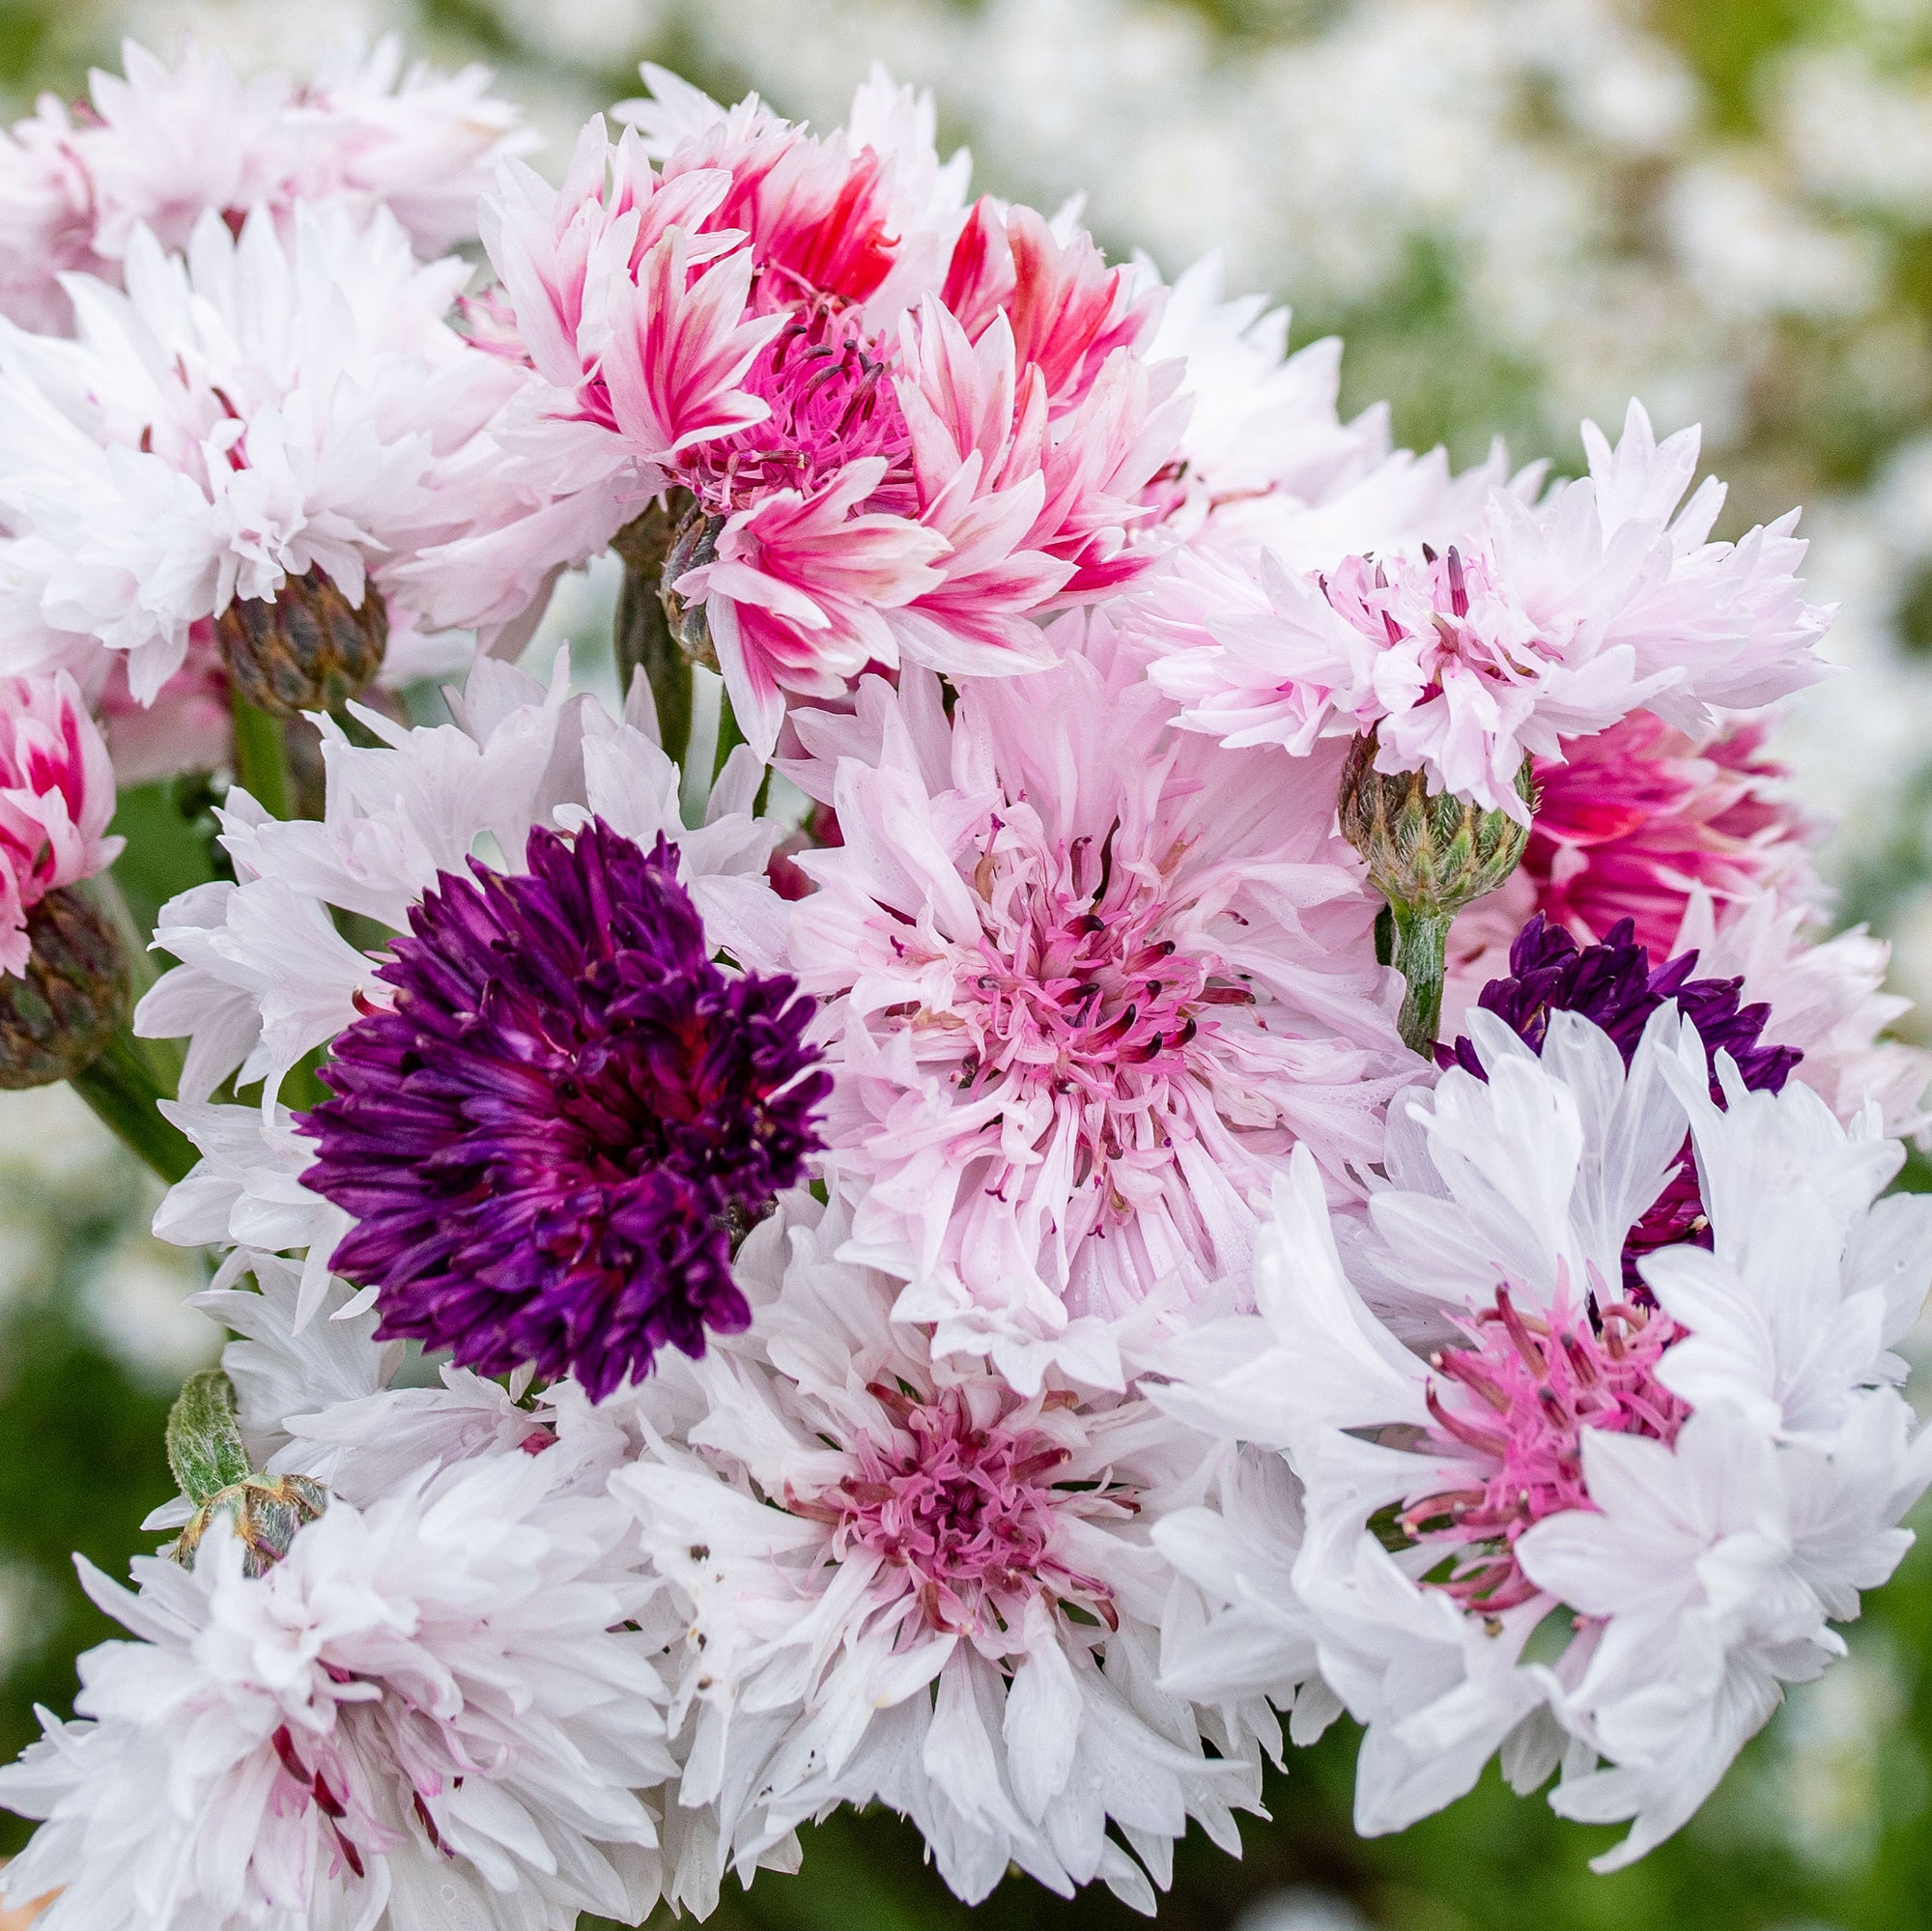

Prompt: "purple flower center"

[298,820,829,1402]
[1448,913,1801,1290]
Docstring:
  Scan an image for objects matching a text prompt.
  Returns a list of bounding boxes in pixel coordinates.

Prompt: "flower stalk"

[613,493,696,767]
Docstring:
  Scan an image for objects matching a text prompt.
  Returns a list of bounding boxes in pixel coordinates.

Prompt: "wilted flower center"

[825,1382,1121,1649]
[1401,1285,1688,1616]
[684,305,912,512]
[945,822,1253,1203]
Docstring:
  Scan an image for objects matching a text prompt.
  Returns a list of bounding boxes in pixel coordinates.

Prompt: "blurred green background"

[11,0,1932,1925]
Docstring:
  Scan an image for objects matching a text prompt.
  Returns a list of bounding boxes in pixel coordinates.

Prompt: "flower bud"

[164,1368,327,1577]
[169,1473,330,1577]
[659,501,725,670]
[1338,730,1537,919]
[216,567,388,719]
[1339,731,1539,1056]
[0,884,130,1090]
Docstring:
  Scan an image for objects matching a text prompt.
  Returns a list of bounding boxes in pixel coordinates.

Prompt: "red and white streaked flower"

[779,616,1412,1392]
[0,199,563,704]
[1133,402,1833,819]
[464,69,1187,755]
[1155,1007,1932,1870]
[0,37,531,335]
[0,668,120,976]
[589,1187,1271,1917]
[0,1447,674,1931]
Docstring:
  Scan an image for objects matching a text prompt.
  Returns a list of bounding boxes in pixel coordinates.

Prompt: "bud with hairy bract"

[1340,729,1537,1055]
[215,567,389,719]
[163,1368,327,1576]
[0,672,128,1088]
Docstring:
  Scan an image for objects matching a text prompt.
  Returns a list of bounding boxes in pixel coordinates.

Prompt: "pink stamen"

[1401,1287,1689,1614]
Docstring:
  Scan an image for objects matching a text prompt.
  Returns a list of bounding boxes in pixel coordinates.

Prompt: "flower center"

[1400,1285,1688,1615]
[824,1382,1121,1646]
[682,305,912,512]
[944,822,1251,1203]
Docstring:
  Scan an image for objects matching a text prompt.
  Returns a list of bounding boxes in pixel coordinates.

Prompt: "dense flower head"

[1402,1285,1690,1613]
[298,819,828,1402]
[0,1449,672,1931]
[473,70,1187,754]
[1136,402,1833,817]
[781,624,1408,1390]
[1516,712,1810,955]
[1449,914,1799,1092]
[1157,1008,1932,1871]
[1451,914,1802,1284]
[0,197,560,705]
[0,37,530,336]
[0,669,119,976]
[598,1189,1264,1915]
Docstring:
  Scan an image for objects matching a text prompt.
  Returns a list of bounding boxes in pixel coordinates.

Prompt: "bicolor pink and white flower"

[0,1446,673,1931]
[0,37,530,334]
[466,71,1187,753]
[1156,1005,1932,1868]
[0,668,120,975]
[597,1187,1266,1915]
[1137,403,1833,817]
[781,618,1411,1390]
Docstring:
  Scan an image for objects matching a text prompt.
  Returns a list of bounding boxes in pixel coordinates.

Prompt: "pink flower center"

[821,1382,1121,1648]
[1401,1286,1688,1615]
[681,304,913,512]
[949,822,1251,1204]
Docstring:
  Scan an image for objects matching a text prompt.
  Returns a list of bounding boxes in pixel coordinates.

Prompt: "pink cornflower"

[1139,404,1833,817]
[781,616,1409,1390]
[0,670,121,976]
[479,72,1187,754]
[1402,1286,1688,1612]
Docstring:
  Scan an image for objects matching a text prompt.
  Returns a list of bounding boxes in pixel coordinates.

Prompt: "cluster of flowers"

[0,40,1927,1931]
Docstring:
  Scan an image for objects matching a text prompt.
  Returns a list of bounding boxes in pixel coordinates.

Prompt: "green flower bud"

[0,884,131,1090]
[1337,731,1537,920]
[216,567,388,719]
[163,1367,327,1577]
[1338,733,1539,1058]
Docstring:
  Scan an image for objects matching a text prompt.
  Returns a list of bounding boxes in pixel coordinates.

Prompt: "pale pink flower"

[1139,403,1833,818]
[780,617,1410,1391]
[0,669,121,976]
[0,38,531,333]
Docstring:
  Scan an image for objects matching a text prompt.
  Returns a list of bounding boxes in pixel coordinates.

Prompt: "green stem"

[230,688,291,820]
[70,1024,198,1184]
[1389,904,1453,1060]
[713,684,747,781]
[611,499,696,770]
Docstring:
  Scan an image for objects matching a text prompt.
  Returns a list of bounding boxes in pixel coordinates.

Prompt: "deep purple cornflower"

[1448,915,1802,1290]
[297,819,830,1402]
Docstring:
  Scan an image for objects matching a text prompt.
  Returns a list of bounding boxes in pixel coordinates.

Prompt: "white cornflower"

[0,1448,674,1931]
[596,1188,1268,1916]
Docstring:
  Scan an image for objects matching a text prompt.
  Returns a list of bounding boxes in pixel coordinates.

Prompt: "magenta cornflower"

[1403,1286,1690,1613]
[298,818,829,1401]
